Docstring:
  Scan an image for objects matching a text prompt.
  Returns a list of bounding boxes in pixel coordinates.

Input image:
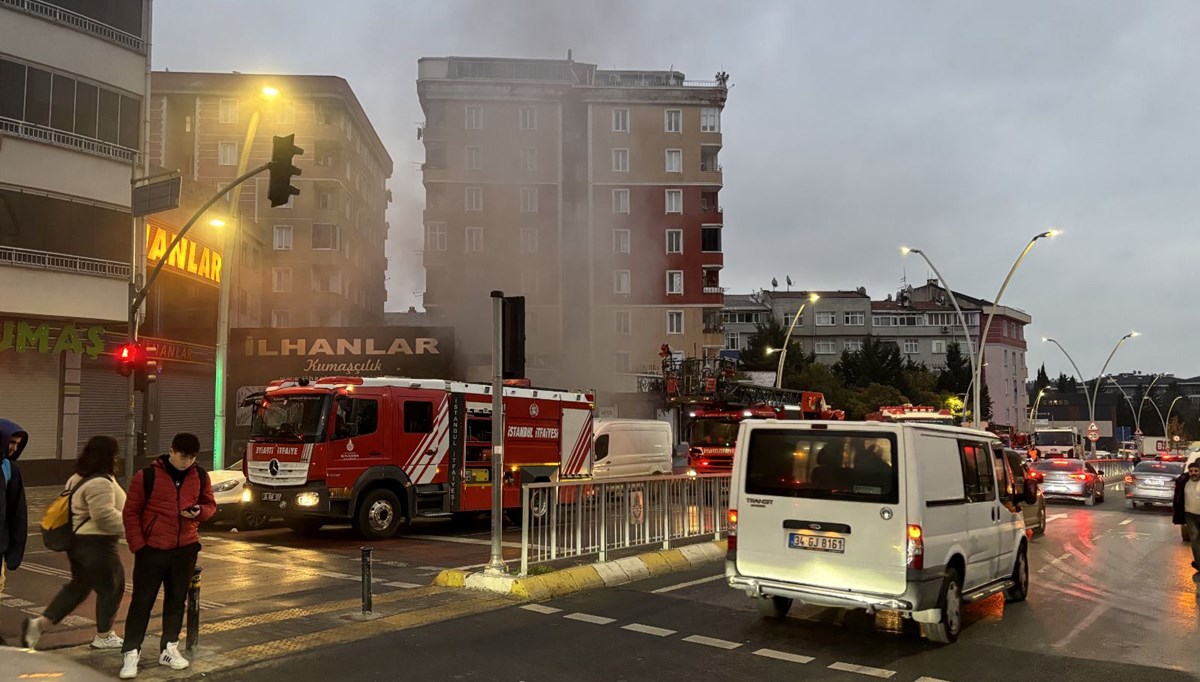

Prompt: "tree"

[842,383,908,420]
[936,341,971,394]
[1055,373,1078,393]
[740,316,787,371]
[834,336,904,388]
[1034,364,1051,395]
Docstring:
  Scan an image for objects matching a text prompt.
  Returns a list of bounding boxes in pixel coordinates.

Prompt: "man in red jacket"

[118,433,215,679]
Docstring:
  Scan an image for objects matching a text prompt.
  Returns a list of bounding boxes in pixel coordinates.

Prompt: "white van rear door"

[735,426,907,596]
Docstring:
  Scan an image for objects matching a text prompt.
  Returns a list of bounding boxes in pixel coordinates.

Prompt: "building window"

[425,141,446,168]
[465,105,482,130]
[612,189,630,214]
[667,310,684,335]
[0,59,141,153]
[219,98,238,124]
[612,108,629,133]
[701,107,721,133]
[465,227,484,253]
[665,229,683,254]
[615,352,631,373]
[614,270,631,295]
[465,186,483,212]
[845,339,864,352]
[272,267,292,293]
[465,146,482,170]
[666,149,682,173]
[665,109,682,133]
[816,311,836,326]
[276,99,295,124]
[218,141,238,166]
[615,311,631,335]
[312,224,340,250]
[520,188,538,213]
[613,229,631,254]
[318,190,335,209]
[815,340,837,355]
[665,190,683,214]
[273,225,293,251]
[424,223,446,252]
[844,311,866,326]
[701,226,722,252]
[725,332,740,350]
[932,339,947,354]
[783,313,800,328]
[903,339,919,354]
[520,269,539,295]
[521,148,538,172]
[519,106,537,131]
[271,310,290,328]
[520,228,539,254]
[613,148,629,172]
[666,270,683,295]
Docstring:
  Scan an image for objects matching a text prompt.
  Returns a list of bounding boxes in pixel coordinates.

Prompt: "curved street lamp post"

[771,293,819,389]
[1044,332,1138,455]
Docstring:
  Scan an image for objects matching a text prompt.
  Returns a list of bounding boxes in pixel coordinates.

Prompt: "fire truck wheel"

[356,489,403,540]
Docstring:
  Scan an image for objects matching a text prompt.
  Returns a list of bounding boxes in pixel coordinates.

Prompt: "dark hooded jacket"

[0,419,29,570]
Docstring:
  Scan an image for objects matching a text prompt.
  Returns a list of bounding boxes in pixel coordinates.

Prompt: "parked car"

[1005,449,1046,535]
[1124,461,1184,510]
[726,421,1035,644]
[207,459,269,530]
[1031,458,1105,505]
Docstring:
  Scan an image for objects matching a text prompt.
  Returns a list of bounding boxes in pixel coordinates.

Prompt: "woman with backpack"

[21,435,126,650]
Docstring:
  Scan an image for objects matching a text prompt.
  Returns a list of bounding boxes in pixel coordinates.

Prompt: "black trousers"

[44,535,124,632]
[121,543,199,654]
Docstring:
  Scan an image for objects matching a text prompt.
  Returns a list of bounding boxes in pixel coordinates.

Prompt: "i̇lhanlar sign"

[145,220,222,287]
[0,319,107,358]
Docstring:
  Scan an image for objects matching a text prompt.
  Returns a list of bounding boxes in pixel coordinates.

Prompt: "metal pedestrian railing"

[519,473,730,576]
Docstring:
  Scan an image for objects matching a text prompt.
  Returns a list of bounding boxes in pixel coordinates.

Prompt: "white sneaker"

[91,632,124,649]
[119,650,139,679]
[21,617,42,649]
[158,641,190,670]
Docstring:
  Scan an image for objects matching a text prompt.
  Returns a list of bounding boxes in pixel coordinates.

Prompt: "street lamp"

[1044,332,1137,455]
[1136,373,1167,434]
[214,85,281,469]
[970,229,1058,428]
[208,218,226,229]
[1029,388,1046,422]
[774,293,819,389]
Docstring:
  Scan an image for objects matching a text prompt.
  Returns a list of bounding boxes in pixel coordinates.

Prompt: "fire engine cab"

[242,376,594,539]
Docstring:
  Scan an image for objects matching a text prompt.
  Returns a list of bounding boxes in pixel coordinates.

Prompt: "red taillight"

[1124,474,1134,484]
[906,524,923,570]
[1028,471,1043,482]
[1069,473,1088,481]
[726,509,738,557]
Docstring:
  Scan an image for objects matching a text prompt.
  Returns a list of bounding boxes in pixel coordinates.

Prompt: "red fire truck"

[242,376,594,539]
[865,405,957,426]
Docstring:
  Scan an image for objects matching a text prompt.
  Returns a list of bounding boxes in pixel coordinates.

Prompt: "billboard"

[226,326,455,452]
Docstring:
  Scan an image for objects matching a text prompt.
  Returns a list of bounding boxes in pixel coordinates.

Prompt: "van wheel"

[1004,545,1029,603]
[239,511,269,531]
[1034,507,1046,535]
[756,595,792,619]
[925,568,963,644]
[355,489,402,540]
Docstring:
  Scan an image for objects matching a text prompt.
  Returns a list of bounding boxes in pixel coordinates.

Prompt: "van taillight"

[726,509,738,558]
[906,524,923,570]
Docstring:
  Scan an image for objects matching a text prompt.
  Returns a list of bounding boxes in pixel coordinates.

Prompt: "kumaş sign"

[0,319,106,358]
[146,221,222,286]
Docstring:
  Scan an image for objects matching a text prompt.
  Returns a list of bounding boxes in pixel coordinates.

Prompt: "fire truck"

[662,356,843,473]
[865,405,958,426]
[241,376,594,539]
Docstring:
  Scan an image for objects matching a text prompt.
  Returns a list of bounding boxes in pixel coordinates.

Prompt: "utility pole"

[484,291,507,576]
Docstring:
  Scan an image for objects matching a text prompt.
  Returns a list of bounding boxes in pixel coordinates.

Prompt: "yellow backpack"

[40,475,101,551]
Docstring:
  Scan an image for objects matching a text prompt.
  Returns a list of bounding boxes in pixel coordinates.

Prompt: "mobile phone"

[184,505,200,513]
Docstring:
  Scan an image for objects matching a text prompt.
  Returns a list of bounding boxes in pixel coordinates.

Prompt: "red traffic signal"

[115,343,147,377]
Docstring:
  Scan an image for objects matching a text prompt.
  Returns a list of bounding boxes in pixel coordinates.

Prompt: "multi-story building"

[721,293,771,352]
[417,55,728,390]
[150,71,393,330]
[0,0,150,482]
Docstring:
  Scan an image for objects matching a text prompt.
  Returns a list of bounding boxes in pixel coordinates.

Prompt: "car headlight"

[212,479,241,493]
[241,486,252,503]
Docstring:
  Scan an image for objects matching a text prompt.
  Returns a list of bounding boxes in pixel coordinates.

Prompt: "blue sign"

[1116,425,1133,442]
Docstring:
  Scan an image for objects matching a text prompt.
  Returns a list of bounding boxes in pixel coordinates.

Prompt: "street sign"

[1173,435,1181,442]
[1086,422,1100,442]
[1134,428,1143,437]
[131,175,181,217]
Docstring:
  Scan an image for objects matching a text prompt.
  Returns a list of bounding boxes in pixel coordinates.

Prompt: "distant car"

[1032,458,1105,506]
[1124,461,1183,510]
[207,459,268,530]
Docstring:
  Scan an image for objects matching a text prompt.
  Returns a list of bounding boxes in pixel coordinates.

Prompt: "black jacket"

[0,419,29,570]
[1173,472,1197,525]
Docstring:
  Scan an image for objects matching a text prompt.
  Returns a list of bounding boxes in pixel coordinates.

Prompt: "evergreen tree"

[740,316,787,371]
[1055,373,1078,393]
[1034,364,1051,394]
[936,342,972,394]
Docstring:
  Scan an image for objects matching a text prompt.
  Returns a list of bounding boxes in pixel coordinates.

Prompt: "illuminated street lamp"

[1043,330,1138,455]
[208,218,226,229]
[1029,388,1046,422]
[774,293,819,389]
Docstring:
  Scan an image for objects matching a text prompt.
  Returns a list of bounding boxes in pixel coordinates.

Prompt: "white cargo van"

[726,421,1035,644]
[590,419,673,480]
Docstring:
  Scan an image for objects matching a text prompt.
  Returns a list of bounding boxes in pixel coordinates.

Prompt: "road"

[213,481,1200,682]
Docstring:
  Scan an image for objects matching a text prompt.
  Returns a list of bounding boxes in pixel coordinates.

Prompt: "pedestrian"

[22,436,126,650]
[118,433,215,679]
[0,420,29,646]
[1173,459,1200,579]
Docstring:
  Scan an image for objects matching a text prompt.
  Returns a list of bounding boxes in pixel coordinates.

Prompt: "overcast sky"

[153,0,1200,380]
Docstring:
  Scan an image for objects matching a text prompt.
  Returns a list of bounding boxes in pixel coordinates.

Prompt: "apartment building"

[0,0,150,481]
[417,55,728,388]
[150,71,393,330]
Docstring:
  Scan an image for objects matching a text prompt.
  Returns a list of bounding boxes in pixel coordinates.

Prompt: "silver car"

[1124,461,1183,510]
[1033,458,1104,506]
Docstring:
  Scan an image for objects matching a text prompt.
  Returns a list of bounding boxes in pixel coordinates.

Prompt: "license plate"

[788,532,845,553]
[261,492,282,502]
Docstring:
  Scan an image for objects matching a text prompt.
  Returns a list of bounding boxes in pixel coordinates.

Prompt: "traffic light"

[267,134,303,208]
[116,343,147,377]
[501,295,526,380]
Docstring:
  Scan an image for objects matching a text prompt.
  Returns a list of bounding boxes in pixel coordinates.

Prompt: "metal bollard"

[186,566,202,653]
[360,547,373,616]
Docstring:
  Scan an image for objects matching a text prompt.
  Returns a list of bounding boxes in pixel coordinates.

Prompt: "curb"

[434,540,727,600]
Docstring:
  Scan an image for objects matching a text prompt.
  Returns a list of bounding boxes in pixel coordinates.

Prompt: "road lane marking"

[382,581,423,589]
[520,604,561,615]
[828,662,896,678]
[682,634,741,649]
[21,563,227,608]
[1119,518,1132,525]
[406,534,523,549]
[1046,513,1069,522]
[651,574,724,593]
[915,677,952,682]
[753,648,814,664]
[565,612,616,625]
[1054,603,1109,648]
[623,623,677,637]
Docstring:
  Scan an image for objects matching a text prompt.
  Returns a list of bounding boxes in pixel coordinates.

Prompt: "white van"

[726,421,1035,644]
[590,419,673,480]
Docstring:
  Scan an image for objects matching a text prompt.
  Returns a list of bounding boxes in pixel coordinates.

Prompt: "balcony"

[1,0,146,53]
[0,116,137,163]
[0,245,129,279]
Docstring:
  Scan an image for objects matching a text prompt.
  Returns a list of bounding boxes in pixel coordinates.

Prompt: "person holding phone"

[118,433,215,679]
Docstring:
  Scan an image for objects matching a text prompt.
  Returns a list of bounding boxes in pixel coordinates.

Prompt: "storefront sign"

[0,319,106,358]
[146,221,222,286]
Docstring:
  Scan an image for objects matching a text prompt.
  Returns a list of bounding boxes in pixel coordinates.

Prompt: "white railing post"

[520,485,530,576]
[598,482,607,562]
